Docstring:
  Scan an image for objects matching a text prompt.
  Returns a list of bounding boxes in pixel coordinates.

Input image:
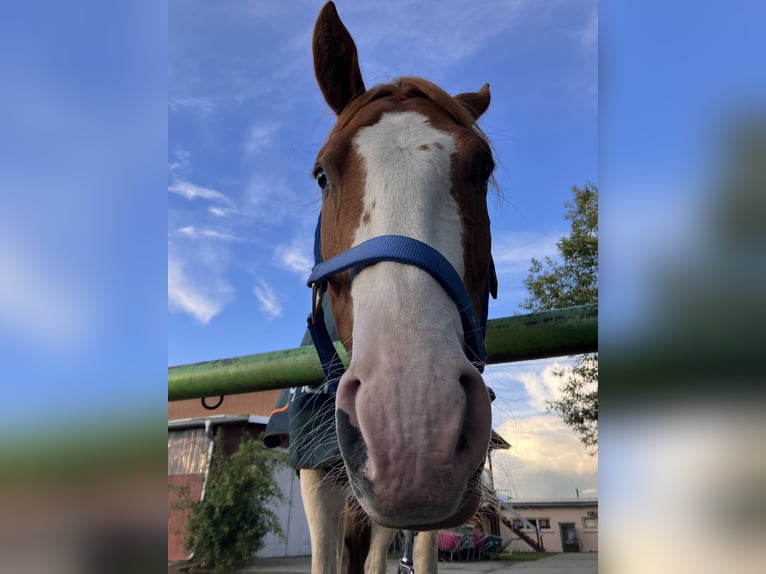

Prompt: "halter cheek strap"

[307,215,496,393]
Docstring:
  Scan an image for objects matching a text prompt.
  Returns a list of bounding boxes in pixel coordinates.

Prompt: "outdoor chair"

[437,530,463,561]
[437,530,476,561]
[454,533,475,561]
[469,532,488,560]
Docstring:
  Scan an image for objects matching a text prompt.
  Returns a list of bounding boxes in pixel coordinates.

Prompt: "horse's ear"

[455,83,491,120]
[313,2,366,115]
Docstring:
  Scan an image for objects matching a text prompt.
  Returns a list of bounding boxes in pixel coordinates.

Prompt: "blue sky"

[168,0,598,499]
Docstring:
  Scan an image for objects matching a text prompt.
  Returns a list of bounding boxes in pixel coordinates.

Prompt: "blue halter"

[306,215,495,393]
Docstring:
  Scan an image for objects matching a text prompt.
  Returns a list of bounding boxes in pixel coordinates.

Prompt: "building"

[498,498,598,553]
[168,391,312,561]
[168,389,520,562]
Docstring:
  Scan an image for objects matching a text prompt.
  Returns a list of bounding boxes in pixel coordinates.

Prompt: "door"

[559,522,580,552]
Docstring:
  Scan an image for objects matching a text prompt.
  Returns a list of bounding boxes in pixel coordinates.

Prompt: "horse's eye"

[479,154,494,183]
[482,156,494,179]
[314,167,329,192]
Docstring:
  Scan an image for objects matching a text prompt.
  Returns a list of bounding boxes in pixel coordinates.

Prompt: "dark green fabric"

[263,298,342,469]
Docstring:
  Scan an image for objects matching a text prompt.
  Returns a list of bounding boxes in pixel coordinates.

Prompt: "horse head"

[311,1,495,530]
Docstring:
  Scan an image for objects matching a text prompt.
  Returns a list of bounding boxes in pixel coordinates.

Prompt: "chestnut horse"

[301,3,496,572]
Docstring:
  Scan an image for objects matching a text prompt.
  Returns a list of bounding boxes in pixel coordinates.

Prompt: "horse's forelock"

[329,76,499,199]
[333,77,489,141]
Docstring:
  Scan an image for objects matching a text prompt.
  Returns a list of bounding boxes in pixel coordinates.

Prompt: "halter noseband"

[306,215,495,393]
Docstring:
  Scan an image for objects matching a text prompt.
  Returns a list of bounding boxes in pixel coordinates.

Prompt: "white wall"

[258,466,313,557]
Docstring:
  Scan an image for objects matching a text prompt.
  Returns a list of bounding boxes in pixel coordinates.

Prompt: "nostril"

[336,409,367,472]
[347,377,361,391]
[456,370,485,457]
[455,433,468,455]
[339,374,361,393]
[336,373,361,419]
[459,371,487,402]
[459,370,484,390]
[457,366,493,460]
[335,371,363,449]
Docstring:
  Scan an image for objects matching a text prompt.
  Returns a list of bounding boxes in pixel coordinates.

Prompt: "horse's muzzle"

[334,348,492,529]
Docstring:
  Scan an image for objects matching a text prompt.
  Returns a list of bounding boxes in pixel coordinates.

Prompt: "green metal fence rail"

[168,304,597,401]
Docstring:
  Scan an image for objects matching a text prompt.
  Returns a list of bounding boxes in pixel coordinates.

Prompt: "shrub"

[171,429,286,572]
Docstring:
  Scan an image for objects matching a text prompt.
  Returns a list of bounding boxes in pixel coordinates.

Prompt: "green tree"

[521,182,598,453]
[171,429,286,572]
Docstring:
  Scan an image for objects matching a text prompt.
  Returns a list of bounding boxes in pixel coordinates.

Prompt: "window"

[583,517,598,530]
[512,517,550,531]
[168,428,210,475]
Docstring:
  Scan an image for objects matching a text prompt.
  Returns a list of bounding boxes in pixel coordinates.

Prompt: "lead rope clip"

[399,530,415,574]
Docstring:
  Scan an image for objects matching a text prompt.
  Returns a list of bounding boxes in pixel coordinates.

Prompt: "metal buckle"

[311,282,323,324]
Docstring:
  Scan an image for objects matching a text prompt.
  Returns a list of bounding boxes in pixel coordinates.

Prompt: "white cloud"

[487,231,563,310]
[274,241,313,277]
[169,96,217,115]
[485,359,576,424]
[176,225,243,242]
[345,0,529,77]
[574,6,598,54]
[168,179,233,205]
[514,363,568,413]
[243,123,279,158]
[492,413,598,499]
[483,358,596,498]
[492,231,561,275]
[253,279,282,319]
[168,150,191,176]
[242,176,302,223]
[501,415,595,474]
[208,206,234,217]
[168,254,232,324]
[562,2,598,101]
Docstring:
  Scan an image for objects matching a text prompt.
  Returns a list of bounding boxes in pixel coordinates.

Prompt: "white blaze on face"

[350,111,464,355]
[352,111,462,267]
[338,112,491,527]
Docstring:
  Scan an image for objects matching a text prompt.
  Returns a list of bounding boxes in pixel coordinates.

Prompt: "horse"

[299,3,497,572]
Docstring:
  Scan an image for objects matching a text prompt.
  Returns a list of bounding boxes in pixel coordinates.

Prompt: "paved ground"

[169,552,597,574]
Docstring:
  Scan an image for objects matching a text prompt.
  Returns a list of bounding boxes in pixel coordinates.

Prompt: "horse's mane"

[334,76,490,143]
